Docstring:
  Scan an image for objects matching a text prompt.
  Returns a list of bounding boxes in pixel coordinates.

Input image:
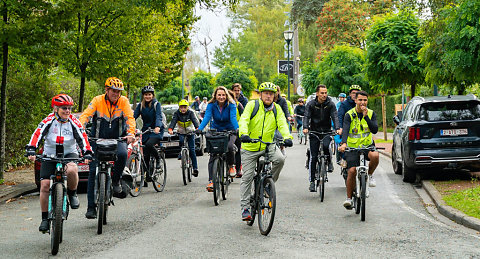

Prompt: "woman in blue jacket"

[134,85,164,180]
[198,86,239,191]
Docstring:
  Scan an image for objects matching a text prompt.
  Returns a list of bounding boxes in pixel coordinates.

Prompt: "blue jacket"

[134,99,164,141]
[198,101,239,131]
[337,96,356,127]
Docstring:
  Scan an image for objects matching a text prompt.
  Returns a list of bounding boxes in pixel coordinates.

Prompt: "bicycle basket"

[96,139,118,161]
[205,134,229,154]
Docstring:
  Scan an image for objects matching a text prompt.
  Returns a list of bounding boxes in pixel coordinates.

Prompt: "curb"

[378,150,391,158]
[422,180,480,232]
[0,184,38,205]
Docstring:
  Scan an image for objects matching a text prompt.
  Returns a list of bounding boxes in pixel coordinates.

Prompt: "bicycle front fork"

[355,169,369,198]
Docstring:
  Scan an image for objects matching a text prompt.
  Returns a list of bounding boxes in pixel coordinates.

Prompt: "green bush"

[190,71,214,99]
[367,94,403,127]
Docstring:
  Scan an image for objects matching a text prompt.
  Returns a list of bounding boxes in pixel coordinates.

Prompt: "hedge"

[367,94,403,128]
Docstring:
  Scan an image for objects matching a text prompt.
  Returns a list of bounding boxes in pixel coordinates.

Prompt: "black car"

[392,94,480,182]
[162,104,205,157]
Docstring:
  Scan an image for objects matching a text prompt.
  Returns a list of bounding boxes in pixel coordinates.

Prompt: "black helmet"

[142,85,155,94]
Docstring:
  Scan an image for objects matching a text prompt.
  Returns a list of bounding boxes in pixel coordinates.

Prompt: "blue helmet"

[338,93,346,98]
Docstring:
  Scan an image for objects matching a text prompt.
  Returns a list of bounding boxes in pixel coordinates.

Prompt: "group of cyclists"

[25,75,379,232]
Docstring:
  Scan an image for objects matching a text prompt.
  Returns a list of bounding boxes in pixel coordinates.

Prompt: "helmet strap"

[54,112,68,123]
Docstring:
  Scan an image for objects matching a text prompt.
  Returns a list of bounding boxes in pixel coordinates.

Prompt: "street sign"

[278,60,294,80]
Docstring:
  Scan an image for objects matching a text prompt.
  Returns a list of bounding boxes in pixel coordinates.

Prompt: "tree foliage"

[317,45,368,97]
[291,0,328,27]
[300,61,322,96]
[190,71,214,99]
[365,10,423,96]
[215,62,258,97]
[419,0,480,94]
[270,73,288,91]
[157,78,184,104]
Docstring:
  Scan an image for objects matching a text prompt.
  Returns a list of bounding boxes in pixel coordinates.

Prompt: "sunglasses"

[60,106,73,111]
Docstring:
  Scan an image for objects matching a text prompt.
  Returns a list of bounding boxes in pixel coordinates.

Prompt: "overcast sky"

[191,5,232,74]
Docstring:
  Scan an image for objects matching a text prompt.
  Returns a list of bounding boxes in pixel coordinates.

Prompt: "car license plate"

[78,165,90,172]
[440,128,468,136]
[164,142,179,147]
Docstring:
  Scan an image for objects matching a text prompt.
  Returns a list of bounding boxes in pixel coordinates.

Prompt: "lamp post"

[283,30,294,100]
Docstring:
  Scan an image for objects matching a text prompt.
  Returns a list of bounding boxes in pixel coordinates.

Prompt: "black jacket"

[303,96,339,131]
[338,96,356,127]
[275,96,291,118]
[294,105,305,116]
[237,93,248,108]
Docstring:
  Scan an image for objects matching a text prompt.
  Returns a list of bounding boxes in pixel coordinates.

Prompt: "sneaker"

[327,160,334,172]
[343,198,353,210]
[192,169,199,177]
[236,166,243,178]
[39,219,49,233]
[85,207,97,219]
[369,175,376,187]
[206,181,213,192]
[112,183,127,199]
[68,194,80,209]
[229,166,236,177]
[309,182,316,192]
[242,208,252,221]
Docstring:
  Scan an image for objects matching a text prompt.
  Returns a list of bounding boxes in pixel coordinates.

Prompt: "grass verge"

[443,186,480,219]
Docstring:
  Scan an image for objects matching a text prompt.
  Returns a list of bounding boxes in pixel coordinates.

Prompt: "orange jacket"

[80,94,135,138]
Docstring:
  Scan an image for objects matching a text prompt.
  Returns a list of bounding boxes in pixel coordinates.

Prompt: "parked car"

[162,104,205,157]
[392,94,480,182]
[34,113,90,189]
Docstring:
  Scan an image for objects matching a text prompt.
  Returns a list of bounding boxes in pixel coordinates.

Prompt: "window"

[419,101,480,121]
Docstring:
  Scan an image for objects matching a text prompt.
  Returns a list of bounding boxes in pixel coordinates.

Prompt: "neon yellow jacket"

[239,100,293,152]
[286,100,294,117]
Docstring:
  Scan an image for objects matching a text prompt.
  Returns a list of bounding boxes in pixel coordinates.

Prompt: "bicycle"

[295,115,307,145]
[91,137,127,234]
[243,138,284,236]
[127,129,167,196]
[345,146,384,221]
[35,155,84,255]
[178,132,196,186]
[205,130,235,206]
[308,130,335,202]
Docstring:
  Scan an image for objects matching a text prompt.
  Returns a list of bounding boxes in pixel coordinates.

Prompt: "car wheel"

[401,157,416,183]
[392,145,402,175]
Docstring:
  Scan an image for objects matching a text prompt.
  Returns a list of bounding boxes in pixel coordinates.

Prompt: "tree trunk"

[78,63,87,112]
[381,94,387,141]
[0,2,7,182]
[458,83,466,95]
[410,82,416,98]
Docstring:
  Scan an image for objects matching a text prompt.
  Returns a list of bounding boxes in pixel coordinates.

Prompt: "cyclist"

[167,99,200,177]
[232,83,248,108]
[335,93,346,163]
[199,97,208,119]
[80,77,135,219]
[338,90,379,209]
[238,82,293,221]
[338,85,361,134]
[229,89,244,178]
[303,84,340,192]
[197,86,239,191]
[134,85,164,182]
[294,98,305,129]
[191,96,201,112]
[282,93,294,132]
[26,94,93,232]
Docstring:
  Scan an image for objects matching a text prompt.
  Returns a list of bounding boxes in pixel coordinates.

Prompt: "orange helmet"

[105,77,124,90]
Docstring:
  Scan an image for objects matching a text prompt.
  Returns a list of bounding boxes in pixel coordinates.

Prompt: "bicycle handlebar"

[34,155,85,163]
[249,138,282,146]
[344,146,385,152]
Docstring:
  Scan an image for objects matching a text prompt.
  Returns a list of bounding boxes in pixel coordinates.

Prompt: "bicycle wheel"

[221,160,229,200]
[50,183,63,255]
[318,157,326,202]
[187,153,192,183]
[247,178,257,226]
[212,157,221,206]
[181,149,188,185]
[258,177,276,236]
[152,155,167,192]
[97,173,106,234]
[127,155,143,197]
[360,173,367,221]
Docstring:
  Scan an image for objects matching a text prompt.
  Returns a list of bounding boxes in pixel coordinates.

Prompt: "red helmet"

[51,94,74,107]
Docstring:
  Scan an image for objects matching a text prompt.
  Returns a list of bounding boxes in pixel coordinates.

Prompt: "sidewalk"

[372,134,480,232]
[0,168,37,204]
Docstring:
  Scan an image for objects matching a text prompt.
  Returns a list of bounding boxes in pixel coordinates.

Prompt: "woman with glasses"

[25,94,93,232]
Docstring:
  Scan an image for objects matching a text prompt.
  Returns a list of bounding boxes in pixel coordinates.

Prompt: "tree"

[365,10,424,97]
[291,0,328,27]
[315,0,394,58]
[157,78,184,104]
[270,73,288,91]
[419,0,480,94]
[300,61,322,96]
[190,71,214,99]
[318,45,368,97]
[215,62,257,97]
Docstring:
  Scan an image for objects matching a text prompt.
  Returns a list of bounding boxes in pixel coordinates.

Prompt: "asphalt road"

[1,138,480,258]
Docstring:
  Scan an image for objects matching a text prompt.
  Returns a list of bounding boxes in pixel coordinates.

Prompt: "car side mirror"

[393,115,401,125]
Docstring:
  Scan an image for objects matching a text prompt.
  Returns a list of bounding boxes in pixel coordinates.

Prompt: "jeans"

[179,134,198,170]
[308,134,332,182]
[87,141,127,209]
[240,144,285,210]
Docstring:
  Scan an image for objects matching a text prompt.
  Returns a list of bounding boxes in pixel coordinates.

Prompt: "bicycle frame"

[355,151,369,198]
[94,161,113,206]
[308,131,335,179]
